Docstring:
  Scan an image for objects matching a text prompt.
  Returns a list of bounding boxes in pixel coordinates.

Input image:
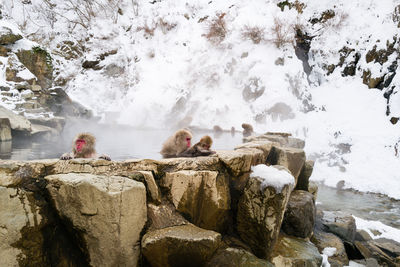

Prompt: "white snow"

[354,215,400,244]
[251,165,295,192]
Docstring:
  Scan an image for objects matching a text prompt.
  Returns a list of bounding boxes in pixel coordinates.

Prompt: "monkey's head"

[199,135,213,150]
[175,129,192,153]
[241,123,253,131]
[73,132,96,158]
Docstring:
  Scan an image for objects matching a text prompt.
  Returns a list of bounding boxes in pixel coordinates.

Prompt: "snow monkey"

[242,123,254,137]
[60,132,111,160]
[160,129,193,158]
[179,135,216,157]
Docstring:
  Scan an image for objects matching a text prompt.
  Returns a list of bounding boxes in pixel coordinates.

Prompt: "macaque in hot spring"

[60,132,111,161]
[242,123,254,137]
[160,129,193,158]
[179,135,216,157]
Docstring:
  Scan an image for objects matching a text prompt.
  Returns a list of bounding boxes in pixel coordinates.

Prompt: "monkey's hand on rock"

[98,154,111,161]
[60,153,73,160]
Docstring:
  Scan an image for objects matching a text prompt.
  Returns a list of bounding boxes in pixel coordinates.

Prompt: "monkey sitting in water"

[60,132,111,161]
[242,123,254,137]
[179,135,216,157]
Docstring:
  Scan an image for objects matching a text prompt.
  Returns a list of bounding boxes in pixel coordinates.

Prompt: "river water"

[1,121,399,231]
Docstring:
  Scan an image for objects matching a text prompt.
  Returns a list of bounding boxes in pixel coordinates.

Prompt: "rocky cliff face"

[1,133,399,266]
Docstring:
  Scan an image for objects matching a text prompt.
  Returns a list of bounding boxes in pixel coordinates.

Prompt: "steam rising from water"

[1,119,243,161]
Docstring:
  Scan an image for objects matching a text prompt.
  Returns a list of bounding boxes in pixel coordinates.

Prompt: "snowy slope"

[2,0,400,198]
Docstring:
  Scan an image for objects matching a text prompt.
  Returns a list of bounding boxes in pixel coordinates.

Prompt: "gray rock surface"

[46,173,147,267]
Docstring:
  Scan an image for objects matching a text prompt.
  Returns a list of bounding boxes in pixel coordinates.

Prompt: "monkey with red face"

[160,129,193,158]
[60,132,111,161]
[179,135,216,157]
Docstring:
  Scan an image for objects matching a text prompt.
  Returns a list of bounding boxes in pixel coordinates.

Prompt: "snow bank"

[354,216,400,244]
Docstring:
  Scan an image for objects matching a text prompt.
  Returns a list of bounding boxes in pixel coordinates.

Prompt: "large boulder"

[237,165,294,259]
[235,140,276,160]
[45,173,147,267]
[161,170,230,232]
[0,106,31,133]
[281,190,316,238]
[270,234,323,267]
[147,202,188,230]
[0,118,12,141]
[0,187,43,267]
[217,150,254,176]
[206,247,275,267]
[16,47,53,89]
[244,133,305,149]
[311,230,349,266]
[355,239,400,267]
[0,25,22,45]
[141,224,222,267]
[266,146,306,183]
[322,211,356,243]
[296,160,314,191]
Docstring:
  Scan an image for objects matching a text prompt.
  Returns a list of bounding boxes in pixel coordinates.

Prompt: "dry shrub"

[393,5,400,27]
[137,22,156,37]
[241,25,265,44]
[325,10,348,30]
[205,13,227,45]
[277,0,306,14]
[137,18,177,37]
[158,18,177,34]
[292,0,306,14]
[270,17,294,48]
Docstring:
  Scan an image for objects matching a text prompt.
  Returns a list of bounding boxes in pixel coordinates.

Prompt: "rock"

[373,238,400,258]
[235,140,276,160]
[322,211,356,243]
[0,187,42,267]
[141,224,221,267]
[0,106,31,133]
[0,26,22,45]
[31,123,58,140]
[45,173,147,267]
[28,116,65,132]
[147,203,188,230]
[0,118,12,141]
[296,160,314,191]
[31,84,42,92]
[308,181,319,201]
[0,46,10,57]
[206,247,274,267]
[237,166,294,259]
[0,141,12,159]
[355,240,399,267]
[161,170,230,232]
[311,230,349,266]
[244,133,305,149]
[16,47,53,89]
[42,87,92,118]
[157,156,221,174]
[217,150,254,176]
[131,171,161,204]
[355,229,373,241]
[6,55,36,84]
[271,234,323,266]
[266,146,306,183]
[281,190,315,238]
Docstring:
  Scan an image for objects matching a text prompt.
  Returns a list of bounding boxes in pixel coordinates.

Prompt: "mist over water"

[0,119,244,161]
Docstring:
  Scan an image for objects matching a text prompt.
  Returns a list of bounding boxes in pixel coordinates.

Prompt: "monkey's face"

[186,137,191,148]
[200,143,210,150]
[75,139,86,152]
